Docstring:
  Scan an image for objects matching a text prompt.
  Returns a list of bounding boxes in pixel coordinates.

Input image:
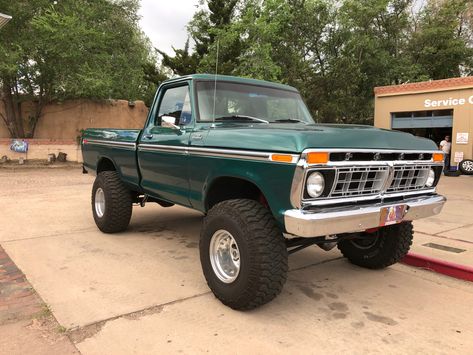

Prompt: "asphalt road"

[1,168,472,354]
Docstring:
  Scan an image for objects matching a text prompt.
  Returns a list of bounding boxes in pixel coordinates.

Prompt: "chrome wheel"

[461,160,473,172]
[209,230,241,283]
[95,187,105,218]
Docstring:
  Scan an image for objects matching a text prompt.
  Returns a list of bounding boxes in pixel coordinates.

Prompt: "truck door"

[137,82,192,206]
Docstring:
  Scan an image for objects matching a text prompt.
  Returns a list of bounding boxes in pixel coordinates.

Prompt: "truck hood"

[203,123,437,153]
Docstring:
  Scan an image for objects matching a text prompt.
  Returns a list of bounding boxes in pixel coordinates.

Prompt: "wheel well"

[97,158,116,173]
[205,177,268,211]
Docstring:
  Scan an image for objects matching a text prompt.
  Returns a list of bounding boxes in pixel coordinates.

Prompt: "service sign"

[424,95,473,108]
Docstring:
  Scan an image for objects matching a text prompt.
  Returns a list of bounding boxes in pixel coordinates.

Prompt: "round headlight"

[425,169,436,187]
[307,172,325,198]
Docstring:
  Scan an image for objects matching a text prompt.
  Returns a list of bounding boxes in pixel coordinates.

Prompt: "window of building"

[391,109,453,129]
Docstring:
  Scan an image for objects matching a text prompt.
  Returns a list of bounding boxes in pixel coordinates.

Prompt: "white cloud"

[139,0,199,55]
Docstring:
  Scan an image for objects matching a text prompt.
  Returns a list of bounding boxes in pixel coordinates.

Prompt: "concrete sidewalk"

[1,169,472,354]
[411,176,473,269]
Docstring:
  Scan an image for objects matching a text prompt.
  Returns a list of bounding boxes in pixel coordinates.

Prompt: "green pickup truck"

[82,74,446,310]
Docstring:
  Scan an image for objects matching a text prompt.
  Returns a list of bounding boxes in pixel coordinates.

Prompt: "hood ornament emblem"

[419,153,424,160]
[399,153,405,160]
[373,152,381,161]
[345,152,353,161]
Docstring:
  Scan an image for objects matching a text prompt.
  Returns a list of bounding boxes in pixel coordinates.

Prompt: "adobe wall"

[0,139,83,162]
[0,99,148,162]
[0,99,149,140]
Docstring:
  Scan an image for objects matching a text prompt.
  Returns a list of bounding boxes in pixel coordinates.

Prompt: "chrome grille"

[330,166,390,198]
[387,164,431,193]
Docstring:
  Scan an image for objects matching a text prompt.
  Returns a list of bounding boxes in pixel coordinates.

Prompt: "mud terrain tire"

[200,199,288,310]
[337,222,413,269]
[92,171,132,233]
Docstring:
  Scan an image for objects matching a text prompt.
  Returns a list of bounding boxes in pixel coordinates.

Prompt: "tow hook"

[140,194,148,207]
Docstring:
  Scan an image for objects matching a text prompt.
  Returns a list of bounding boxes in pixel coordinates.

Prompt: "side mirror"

[161,115,180,130]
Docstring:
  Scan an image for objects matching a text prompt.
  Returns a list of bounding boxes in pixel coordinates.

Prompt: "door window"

[155,85,192,126]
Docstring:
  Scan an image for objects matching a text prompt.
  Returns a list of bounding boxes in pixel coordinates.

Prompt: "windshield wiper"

[214,115,269,124]
[274,118,305,123]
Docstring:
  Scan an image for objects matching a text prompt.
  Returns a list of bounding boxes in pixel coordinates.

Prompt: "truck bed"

[82,128,142,189]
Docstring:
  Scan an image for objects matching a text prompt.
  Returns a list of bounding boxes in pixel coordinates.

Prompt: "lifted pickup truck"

[82,74,446,310]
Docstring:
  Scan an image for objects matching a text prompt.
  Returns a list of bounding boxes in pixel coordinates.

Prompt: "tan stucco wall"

[0,99,149,140]
[374,87,473,164]
[0,139,82,162]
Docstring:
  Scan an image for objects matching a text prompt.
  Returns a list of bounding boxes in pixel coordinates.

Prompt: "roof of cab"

[162,74,299,92]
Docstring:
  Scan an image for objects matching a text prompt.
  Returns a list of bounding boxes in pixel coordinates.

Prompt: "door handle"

[143,134,153,139]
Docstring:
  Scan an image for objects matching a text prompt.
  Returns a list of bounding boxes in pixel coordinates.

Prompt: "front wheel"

[92,171,133,233]
[200,199,288,310]
[337,222,413,269]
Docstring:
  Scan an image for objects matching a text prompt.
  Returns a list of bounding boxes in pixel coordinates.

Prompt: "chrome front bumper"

[284,194,446,238]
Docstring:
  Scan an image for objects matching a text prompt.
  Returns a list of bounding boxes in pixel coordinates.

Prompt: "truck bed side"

[81,128,141,190]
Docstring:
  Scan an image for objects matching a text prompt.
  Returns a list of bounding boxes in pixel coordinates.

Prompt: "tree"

[142,57,169,106]
[408,0,473,79]
[171,0,473,125]
[157,39,199,76]
[0,0,155,138]
[161,0,241,76]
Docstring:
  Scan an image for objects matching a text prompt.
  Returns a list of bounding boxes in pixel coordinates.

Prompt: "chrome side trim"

[137,144,299,163]
[85,139,136,150]
[189,146,271,161]
[138,144,187,154]
[284,194,446,238]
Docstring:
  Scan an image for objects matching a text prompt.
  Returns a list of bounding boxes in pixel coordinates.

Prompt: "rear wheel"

[337,222,413,269]
[92,171,132,233]
[200,199,288,310]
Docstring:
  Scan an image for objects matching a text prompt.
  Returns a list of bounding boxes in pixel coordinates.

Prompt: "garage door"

[391,110,453,129]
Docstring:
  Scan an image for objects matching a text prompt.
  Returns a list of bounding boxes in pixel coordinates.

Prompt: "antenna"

[212,38,219,122]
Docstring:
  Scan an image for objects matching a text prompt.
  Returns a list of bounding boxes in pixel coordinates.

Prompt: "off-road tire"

[337,222,413,269]
[200,199,288,310]
[92,171,132,233]
[459,159,473,175]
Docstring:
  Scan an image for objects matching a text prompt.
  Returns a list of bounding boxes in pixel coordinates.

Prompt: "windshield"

[196,81,314,124]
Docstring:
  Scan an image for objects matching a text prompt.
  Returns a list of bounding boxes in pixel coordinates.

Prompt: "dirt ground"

[1,168,472,354]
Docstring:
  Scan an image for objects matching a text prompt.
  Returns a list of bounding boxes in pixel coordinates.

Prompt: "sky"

[138,0,200,55]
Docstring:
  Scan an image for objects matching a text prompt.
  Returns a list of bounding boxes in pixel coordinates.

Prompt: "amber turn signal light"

[307,152,329,164]
[433,153,444,162]
[271,154,294,163]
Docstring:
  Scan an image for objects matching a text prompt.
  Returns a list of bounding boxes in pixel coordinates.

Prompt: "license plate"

[379,205,407,226]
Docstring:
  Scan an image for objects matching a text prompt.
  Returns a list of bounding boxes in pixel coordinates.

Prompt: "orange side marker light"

[271,154,294,163]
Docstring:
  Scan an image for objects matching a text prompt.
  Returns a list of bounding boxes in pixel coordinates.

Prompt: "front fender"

[193,158,296,226]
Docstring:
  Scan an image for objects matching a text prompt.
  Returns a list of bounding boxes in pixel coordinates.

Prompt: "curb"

[402,252,473,282]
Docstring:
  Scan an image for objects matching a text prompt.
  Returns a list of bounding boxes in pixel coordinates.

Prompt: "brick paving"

[0,244,43,324]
